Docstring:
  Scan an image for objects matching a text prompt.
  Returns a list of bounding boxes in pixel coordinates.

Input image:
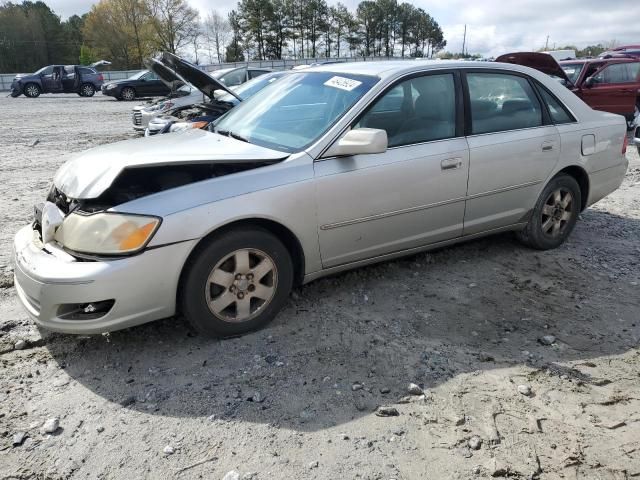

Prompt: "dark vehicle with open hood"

[10,63,105,98]
[497,52,640,129]
[144,52,285,135]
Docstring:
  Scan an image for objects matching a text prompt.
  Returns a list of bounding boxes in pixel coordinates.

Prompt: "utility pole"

[545,35,549,51]
[462,24,467,56]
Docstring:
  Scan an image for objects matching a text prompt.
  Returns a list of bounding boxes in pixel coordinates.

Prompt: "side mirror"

[584,77,595,88]
[323,128,388,158]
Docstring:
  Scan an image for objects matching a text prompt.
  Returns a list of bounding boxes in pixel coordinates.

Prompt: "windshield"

[129,70,147,80]
[214,71,378,153]
[560,63,584,84]
[218,72,287,103]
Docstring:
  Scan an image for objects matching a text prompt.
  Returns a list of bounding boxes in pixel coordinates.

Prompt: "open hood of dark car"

[144,57,185,90]
[160,52,241,101]
[496,52,572,84]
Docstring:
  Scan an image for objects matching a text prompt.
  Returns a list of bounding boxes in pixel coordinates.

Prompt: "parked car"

[497,52,640,129]
[634,126,640,155]
[102,70,180,101]
[130,56,203,131]
[10,65,104,98]
[133,57,242,132]
[599,45,640,60]
[146,69,288,136]
[205,66,273,86]
[13,61,628,338]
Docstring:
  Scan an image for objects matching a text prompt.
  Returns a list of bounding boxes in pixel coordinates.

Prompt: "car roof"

[303,59,551,79]
[559,57,639,65]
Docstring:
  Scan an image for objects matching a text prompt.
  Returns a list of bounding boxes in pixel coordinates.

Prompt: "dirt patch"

[0,94,639,479]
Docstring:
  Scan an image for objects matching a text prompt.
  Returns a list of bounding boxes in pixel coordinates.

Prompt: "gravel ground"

[0,93,639,480]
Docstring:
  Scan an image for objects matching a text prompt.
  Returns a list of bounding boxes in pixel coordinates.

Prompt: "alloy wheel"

[541,188,574,238]
[205,248,277,323]
[25,85,39,97]
[121,88,135,101]
[82,84,94,96]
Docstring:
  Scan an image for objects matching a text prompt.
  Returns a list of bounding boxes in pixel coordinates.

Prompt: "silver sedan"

[13,61,629,337]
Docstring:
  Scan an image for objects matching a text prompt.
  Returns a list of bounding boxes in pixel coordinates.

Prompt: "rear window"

[536,84,575,124]
[467,73,543,135]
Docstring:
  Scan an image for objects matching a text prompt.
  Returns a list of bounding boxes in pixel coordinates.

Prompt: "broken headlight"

[54,212,161,255]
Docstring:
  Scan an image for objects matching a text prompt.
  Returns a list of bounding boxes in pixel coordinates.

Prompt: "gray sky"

[46,0,637,57]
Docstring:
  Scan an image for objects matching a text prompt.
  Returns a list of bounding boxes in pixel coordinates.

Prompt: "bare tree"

[204,10,231,63]
[147,0,199,54]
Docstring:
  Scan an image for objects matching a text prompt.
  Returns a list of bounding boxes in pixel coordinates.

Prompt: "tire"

[80,83,95,97]
[120,87,135,101]
[628,103,639,131]
[516,174,581,250]
[180,227,294,337]
[23,83,41,98]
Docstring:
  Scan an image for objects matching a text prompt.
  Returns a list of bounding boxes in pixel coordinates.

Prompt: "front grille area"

[46,186,73,215]
[132,110,142,126]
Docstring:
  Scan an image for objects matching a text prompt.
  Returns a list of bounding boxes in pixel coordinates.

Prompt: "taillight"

[98,74,104,82]
[622,134,628,154]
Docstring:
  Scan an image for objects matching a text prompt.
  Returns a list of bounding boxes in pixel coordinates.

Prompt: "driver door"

[41,66,63,93]
[314,72,469,268]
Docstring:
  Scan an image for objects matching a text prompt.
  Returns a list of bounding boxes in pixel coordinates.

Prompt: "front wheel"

[120,87,135,101]
[23,83,41,98]
[180,227,293,337]
[516,174,581,250]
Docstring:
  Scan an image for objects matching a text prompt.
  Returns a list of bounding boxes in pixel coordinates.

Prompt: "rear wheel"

[23,83,41,98]
[80,83,95,97]
[516,174,581,250]
[627,103,639,130]
[180,227,293,337]
[120,87,135,101]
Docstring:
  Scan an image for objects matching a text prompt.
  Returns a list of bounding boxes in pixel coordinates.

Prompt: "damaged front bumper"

[12,225,197,334]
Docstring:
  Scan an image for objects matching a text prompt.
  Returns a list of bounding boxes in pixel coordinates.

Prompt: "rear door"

[580,61,640,115]
[463,70,561,235]
[315,71,469,267]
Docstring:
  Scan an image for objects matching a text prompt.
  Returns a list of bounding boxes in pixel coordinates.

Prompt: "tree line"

[0,0,446,73]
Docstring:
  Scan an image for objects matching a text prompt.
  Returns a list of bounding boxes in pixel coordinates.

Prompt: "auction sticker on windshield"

[324,76,363,91]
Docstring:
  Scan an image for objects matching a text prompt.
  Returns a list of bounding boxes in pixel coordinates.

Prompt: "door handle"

[541,141,555,152]
[441,158,463,170]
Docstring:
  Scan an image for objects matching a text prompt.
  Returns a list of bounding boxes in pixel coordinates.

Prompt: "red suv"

[497,52,640,129]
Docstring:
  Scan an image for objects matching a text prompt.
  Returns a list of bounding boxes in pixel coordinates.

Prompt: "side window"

[221,68,247,86]
[537,85,575,124]
[356,73,456,147]
[467,73,543,135]
[40,66,54,75]
[592,62,640,84]
[248,69,269,80]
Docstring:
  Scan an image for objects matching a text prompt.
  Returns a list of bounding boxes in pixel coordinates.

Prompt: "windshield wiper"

[216,129,249,143]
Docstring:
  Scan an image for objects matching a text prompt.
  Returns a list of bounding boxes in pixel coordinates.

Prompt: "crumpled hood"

[54,129,288,199]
